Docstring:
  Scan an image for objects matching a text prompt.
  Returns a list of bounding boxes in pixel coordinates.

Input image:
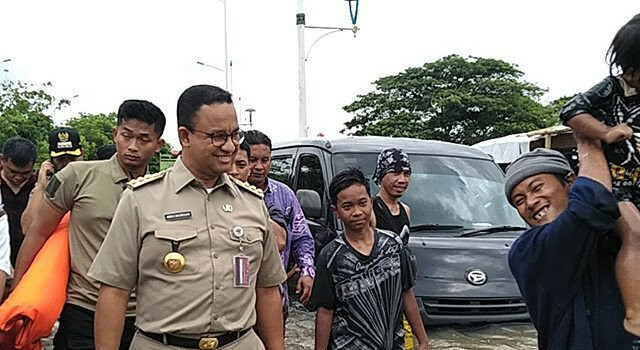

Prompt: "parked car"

[272,136,530,326]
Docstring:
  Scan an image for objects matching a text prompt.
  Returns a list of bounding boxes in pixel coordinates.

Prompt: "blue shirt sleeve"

[508,177,620,330]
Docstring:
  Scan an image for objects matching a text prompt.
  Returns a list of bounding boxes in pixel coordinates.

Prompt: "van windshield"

[332,153,525,230]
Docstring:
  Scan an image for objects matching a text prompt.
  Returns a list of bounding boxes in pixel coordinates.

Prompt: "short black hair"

[244,130,272,149]
[329,167,371,206]
[238,140,251,158]
[96,144,117,160]
[117,100,166,137]
[177,85,233,130]
[607,13,640,75]
[2,137,37,167]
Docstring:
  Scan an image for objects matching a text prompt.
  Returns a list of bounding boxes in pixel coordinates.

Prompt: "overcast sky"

[0,1,638,148]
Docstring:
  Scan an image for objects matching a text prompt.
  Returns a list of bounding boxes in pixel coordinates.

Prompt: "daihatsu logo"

[465,269,487,286]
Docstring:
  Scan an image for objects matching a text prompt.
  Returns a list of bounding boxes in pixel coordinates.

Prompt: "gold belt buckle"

[198,337,219,350]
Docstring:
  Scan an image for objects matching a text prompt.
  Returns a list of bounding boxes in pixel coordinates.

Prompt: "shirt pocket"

[227,227,264,260]
[153,228,206,276]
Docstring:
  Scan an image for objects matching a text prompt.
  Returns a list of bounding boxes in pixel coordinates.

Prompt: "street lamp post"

[296,3,358,138]
[220,0,229,91]
[196,60,233,94]
[244,108,255,128]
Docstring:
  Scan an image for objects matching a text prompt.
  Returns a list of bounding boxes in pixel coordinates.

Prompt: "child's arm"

[314,307,334,350]
[402,289,430,350]
[567,113,633,144]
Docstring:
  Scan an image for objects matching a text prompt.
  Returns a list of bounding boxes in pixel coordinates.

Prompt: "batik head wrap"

[372,148,412,186]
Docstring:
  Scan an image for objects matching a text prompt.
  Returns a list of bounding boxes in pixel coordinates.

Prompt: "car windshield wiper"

[410,224,465,231]
[459,225,527,237]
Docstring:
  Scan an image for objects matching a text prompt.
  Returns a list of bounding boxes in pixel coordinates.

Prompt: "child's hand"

[603,124,633,144]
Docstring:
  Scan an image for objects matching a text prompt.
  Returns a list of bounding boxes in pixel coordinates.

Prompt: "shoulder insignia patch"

[231,177,264,198]
[127,170,168,190]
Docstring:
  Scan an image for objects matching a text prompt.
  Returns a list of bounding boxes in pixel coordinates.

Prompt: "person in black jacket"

[560,13,640,336]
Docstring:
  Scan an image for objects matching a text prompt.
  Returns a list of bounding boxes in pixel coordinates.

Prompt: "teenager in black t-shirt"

[311,168,430,350]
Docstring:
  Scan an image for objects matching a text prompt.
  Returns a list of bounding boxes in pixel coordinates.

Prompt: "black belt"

[139,329,249,349]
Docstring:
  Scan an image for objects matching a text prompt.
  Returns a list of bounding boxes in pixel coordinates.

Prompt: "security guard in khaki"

[91,85,286,349]
[88,158,286,349]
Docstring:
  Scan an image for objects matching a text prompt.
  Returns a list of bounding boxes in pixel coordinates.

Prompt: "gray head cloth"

[372,148,411,186]
[504,148,573,206]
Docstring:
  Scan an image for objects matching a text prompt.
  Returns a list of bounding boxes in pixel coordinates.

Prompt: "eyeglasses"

[190,129,245,147]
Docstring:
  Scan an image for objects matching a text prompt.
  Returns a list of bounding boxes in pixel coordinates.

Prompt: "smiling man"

[371,148,412,244]
[506,144,640,349]
[13,100,166,350]
[89,85,286,350]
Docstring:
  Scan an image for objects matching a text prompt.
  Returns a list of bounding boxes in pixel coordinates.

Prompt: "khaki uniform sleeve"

[256,202,287,287]
[43,165,78,213]
[88,189,140,290]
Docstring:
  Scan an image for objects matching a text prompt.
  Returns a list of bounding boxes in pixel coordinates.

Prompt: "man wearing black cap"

[505,140,640,349]
[20,127,83,234]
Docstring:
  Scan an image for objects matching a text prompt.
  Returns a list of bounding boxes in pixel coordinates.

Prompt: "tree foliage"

[0,81,65,163]
[66,112,117,160]
[342,55,559,145]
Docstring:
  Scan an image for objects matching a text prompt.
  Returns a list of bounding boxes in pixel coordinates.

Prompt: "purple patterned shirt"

[263,178,315,316]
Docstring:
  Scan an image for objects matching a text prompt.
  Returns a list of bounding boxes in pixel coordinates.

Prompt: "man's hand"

[296,275,313,304]
[603,124,633,144]
[36,160,55,188]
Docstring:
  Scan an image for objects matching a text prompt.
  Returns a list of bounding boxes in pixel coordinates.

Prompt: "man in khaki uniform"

[90,85,287,350]
[12,100,166,350]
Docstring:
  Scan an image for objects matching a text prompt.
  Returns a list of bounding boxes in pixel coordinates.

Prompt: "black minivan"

[271,136,530,326]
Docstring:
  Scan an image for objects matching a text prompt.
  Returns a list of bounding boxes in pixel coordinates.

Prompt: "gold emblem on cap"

[58,132,70,142]
[198,337,219,350]
[163,252,186,273]
[222,203,233,212]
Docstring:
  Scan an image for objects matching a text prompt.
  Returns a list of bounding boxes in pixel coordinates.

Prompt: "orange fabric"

[0,214,70,350]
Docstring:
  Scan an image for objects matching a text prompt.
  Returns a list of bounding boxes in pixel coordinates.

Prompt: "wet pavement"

[285,303,538,349]
[43,303,537,349]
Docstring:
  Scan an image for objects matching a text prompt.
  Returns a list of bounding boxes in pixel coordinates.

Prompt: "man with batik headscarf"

[371,147,416,349]
[371,148,412,244]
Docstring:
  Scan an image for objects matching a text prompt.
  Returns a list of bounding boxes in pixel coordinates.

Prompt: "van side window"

[270,156,294,187]
[297,154,325,199]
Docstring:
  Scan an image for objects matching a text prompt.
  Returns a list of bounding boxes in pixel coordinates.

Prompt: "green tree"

[148,143,174,174]
[547,95,577,119]
[342,55,558,145]
[0,81,65,163]
[66,112,117,160]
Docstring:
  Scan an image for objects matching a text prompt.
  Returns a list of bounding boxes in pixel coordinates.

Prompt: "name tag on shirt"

[164,211,192,221]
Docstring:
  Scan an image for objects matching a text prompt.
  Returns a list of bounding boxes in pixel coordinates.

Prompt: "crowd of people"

[0,12,638,350]
[0,85,429,350]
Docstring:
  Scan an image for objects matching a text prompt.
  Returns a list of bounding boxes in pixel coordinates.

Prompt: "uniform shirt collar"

[172,157,239,197]
[109,154,129,184]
